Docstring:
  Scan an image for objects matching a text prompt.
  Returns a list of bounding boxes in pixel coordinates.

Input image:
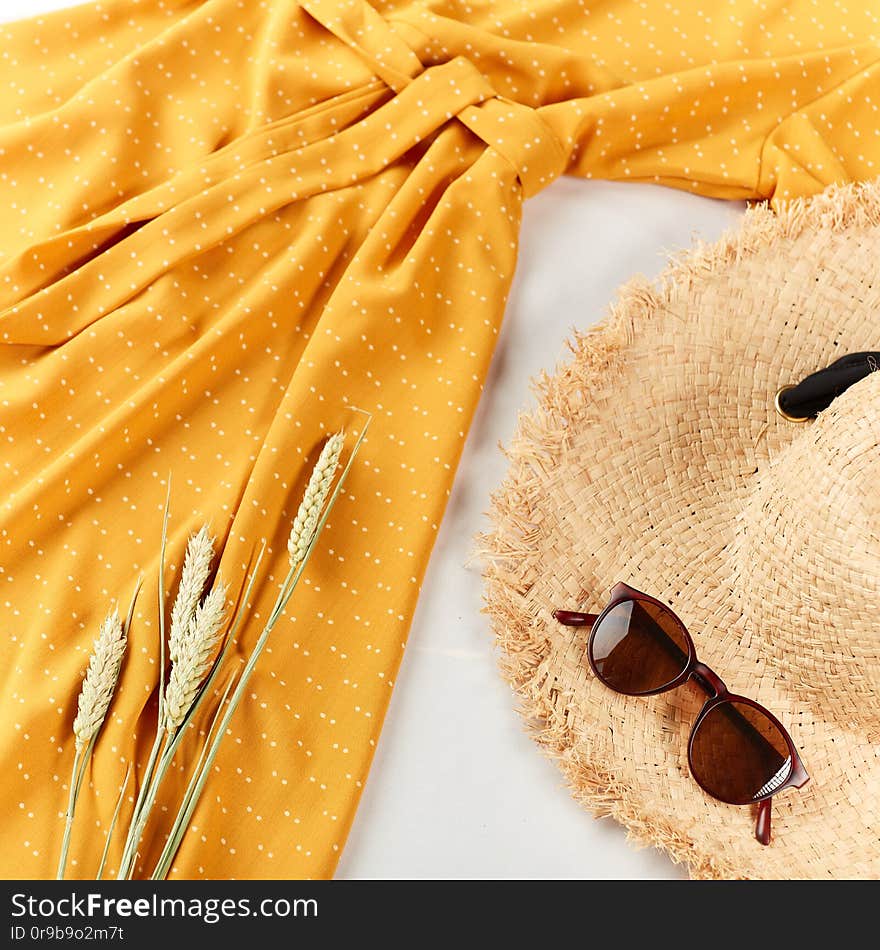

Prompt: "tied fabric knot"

[299,0,569,197]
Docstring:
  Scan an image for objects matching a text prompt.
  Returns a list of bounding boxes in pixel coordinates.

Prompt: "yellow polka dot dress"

[0,0,877,879]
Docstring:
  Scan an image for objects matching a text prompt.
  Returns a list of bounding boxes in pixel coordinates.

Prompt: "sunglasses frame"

[554,581,809,845]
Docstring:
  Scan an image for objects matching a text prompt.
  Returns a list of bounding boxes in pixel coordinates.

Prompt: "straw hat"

[481,179,880,880]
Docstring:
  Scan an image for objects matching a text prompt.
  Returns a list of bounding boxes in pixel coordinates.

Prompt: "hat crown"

[730,371,880,714]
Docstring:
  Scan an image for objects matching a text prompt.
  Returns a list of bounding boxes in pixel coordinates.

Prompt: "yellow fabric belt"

[300,0,569,196]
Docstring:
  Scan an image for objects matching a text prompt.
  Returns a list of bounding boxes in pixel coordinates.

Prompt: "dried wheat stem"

[163,581,229,733]
[97,764,131,880]
[288,431,344,565]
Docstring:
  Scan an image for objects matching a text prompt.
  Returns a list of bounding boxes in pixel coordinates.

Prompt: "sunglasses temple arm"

[553,610,600,627]
[755,798,772,846]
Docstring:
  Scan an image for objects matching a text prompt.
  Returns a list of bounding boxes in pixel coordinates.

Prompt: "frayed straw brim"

[480,179,880,880]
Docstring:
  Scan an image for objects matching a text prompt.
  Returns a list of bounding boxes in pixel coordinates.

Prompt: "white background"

[1,1,745,878]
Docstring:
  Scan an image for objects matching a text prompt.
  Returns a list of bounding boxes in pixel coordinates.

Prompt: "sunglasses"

[554,582,809,845]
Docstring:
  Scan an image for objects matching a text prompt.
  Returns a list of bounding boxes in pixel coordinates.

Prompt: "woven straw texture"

[481,180,880,880]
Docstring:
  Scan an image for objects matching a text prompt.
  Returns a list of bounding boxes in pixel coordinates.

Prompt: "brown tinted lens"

[589,599,690,694]
[690,700,792,805]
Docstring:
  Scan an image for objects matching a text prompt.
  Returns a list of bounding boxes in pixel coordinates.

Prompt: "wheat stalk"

[97,764,131,880]
[52,416,368,880]
[163,581,229,732]
[169,526,215,665]
[287,431,344,565]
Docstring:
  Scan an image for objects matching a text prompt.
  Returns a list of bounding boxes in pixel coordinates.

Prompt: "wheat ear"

[163,581,229,733]
[72,610,127,751]
[287,431,344,565]
[168,526,214,665]
[58,608,128,879]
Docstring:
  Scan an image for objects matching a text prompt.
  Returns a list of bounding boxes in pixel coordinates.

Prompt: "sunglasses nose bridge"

[690,661,727,699]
